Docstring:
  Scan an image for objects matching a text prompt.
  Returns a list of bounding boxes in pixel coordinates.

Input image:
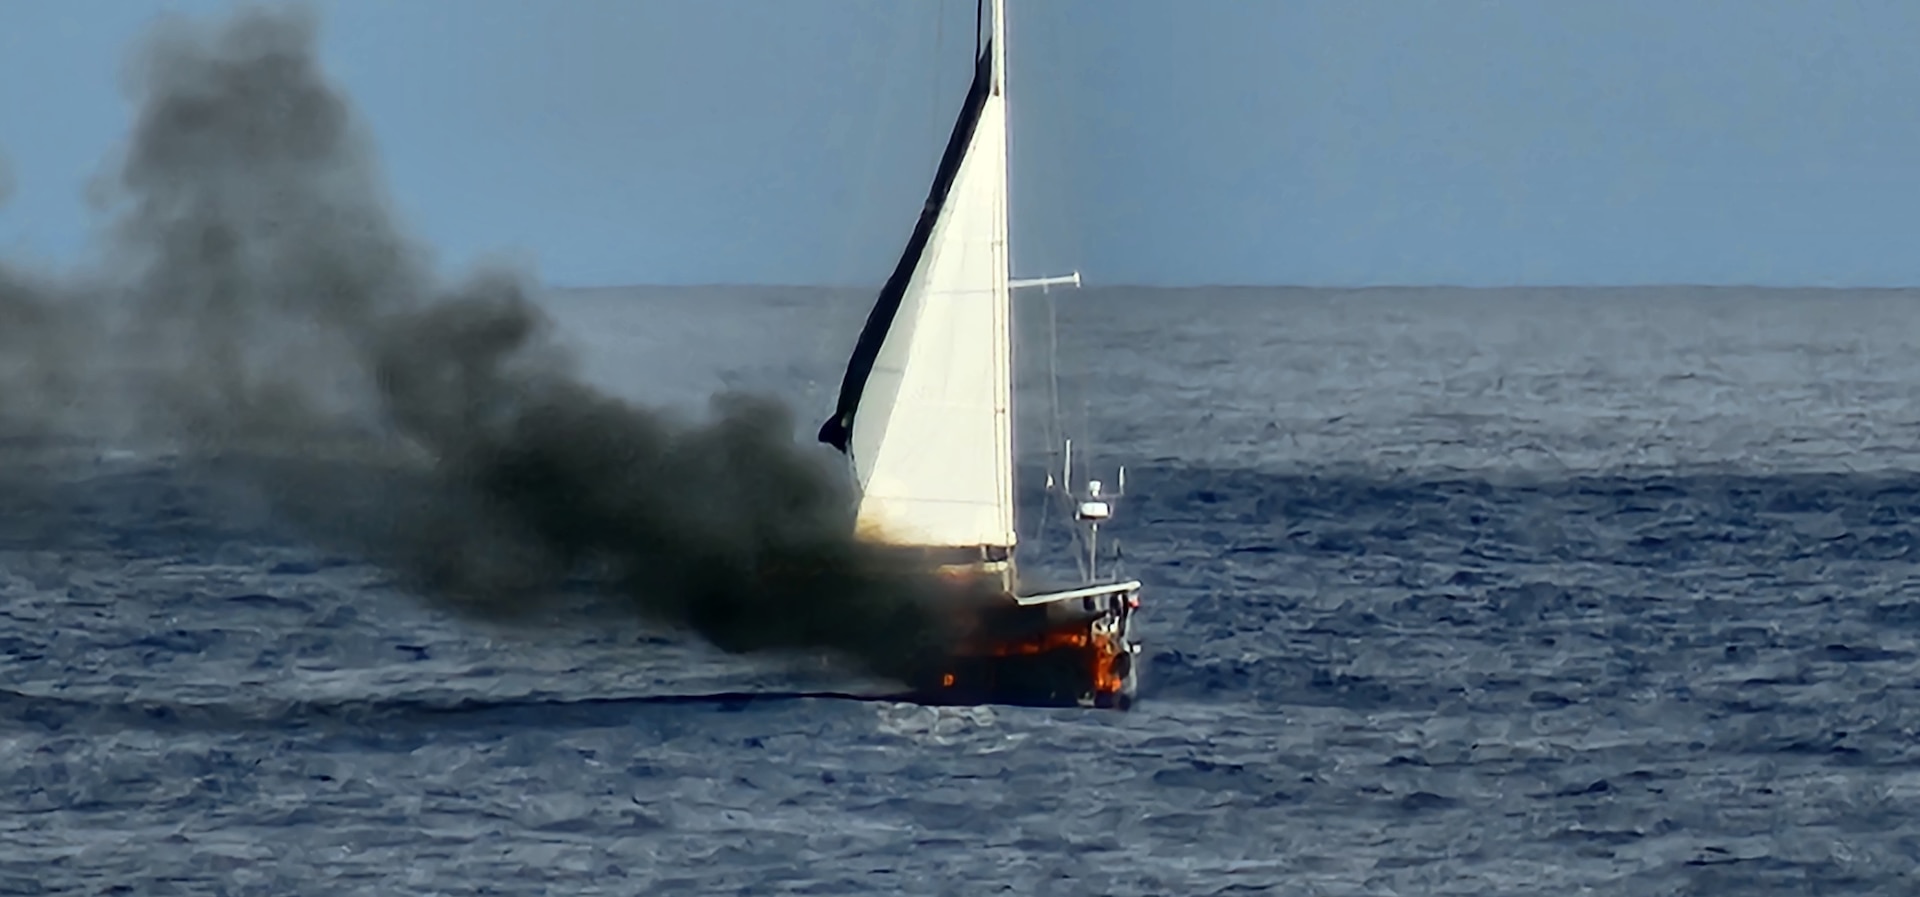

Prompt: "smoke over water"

[0,7,994,684]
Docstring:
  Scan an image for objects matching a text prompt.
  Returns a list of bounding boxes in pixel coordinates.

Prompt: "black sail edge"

[818,42,997,453]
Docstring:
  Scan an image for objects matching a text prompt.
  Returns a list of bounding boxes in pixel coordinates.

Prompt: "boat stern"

[915,579,1142,709]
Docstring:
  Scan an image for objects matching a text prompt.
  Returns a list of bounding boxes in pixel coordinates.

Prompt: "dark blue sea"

[5,285,1919,894]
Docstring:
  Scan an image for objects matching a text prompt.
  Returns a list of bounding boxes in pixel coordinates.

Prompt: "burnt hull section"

[909,582,1141,710]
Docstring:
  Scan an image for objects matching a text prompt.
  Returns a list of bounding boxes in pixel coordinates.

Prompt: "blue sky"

[3,0,1919,288]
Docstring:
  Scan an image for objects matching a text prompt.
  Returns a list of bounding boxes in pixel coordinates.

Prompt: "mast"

[988,0,1016,564]
[991,0,1007,95]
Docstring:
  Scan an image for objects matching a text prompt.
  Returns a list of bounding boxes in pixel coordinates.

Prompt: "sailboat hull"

[911,582,1141,710]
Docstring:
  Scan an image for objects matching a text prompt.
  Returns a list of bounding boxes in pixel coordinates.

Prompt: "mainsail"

[818,26,1015,552]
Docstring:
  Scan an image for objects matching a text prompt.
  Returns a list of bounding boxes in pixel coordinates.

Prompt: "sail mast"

[988,0,1016,560]
[991,0,1007,94]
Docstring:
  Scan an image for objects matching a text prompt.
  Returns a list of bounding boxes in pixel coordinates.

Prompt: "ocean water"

[5,284,1920,894]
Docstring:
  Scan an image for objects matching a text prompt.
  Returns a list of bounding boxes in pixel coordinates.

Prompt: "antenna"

[1069,462,1127,580]
[1063,437,1072,497]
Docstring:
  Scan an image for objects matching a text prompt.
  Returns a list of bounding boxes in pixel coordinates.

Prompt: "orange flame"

[961,625,1126,698]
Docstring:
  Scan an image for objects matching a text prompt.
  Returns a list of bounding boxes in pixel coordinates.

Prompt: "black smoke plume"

[0,5,997,684]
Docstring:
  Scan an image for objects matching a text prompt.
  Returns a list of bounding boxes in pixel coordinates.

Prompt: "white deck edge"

[1013,579,1143,607]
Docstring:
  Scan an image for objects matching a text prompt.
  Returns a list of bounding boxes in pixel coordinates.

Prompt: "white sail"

[819,11,1014,550]
[848,99,1012,548]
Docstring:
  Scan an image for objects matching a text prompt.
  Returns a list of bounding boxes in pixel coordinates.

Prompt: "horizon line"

[544,281,1920,293]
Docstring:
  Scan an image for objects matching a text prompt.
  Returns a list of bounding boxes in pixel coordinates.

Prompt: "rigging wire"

[1034,2,1115,581]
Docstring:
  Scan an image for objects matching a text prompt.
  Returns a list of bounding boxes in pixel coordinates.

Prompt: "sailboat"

[818,0,1143,709]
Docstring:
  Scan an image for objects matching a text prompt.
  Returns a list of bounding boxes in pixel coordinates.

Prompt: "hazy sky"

[3,0,1919,288]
